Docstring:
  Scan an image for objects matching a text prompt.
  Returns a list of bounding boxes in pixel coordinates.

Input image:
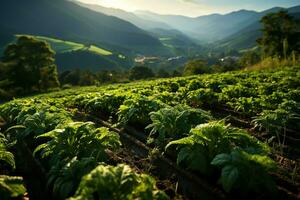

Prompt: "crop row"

[0,66,299,199]
[0,100,169,199]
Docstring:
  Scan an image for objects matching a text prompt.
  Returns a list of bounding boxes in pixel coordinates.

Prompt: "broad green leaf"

[220,165,239,193]
[211,153,231,166]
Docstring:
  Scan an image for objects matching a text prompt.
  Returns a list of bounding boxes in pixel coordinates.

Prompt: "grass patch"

[16,35,113,56]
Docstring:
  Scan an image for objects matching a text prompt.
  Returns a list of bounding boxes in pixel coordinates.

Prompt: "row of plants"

[0,100,169,199]
[144,105,277,197]
[60,66,299,151]
[0,65,298,199]
[66,92,280,197]
[0,132,27,200]
[48,67,300,198]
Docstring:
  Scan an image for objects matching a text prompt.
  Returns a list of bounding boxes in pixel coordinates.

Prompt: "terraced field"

[0,66,299,199]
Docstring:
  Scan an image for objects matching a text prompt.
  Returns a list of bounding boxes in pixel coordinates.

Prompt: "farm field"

[1,35,131,72]
[16,35,114,56]
[0,66,299,199]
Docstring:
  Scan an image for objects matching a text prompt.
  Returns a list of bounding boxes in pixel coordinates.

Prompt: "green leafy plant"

[187,88,218,107]
[118,96,164,127]
[0,175,27,200]
[146,104,212,150]
[211,149,277,195]
[69,164,169,200]
[5,103,71,140]
[0,102,22,124]
[34,122,121,165]
[48,157,98,199]
[84,93,126,117]
[166,121,269,174]
[0,133,15,169]
[252,106,300,154]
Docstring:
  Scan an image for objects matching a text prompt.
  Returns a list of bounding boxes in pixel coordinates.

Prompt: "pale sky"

[78,0,300,17]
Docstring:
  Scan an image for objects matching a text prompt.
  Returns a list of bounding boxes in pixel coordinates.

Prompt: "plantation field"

[16,35,114,56]
[0,66,299,199]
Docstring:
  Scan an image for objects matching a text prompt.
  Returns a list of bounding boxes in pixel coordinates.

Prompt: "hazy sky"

[78,0,300,17]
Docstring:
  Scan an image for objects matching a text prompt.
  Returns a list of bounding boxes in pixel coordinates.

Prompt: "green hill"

[21,35,113,56]
[0,0,170,56]
[213,6,300,51]
[5,35,133,72]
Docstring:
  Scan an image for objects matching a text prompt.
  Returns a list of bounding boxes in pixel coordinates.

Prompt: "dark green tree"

[239,51,261,67]
[129,66,154,80]
[2,36,60,92]
[183,59,209,76]
[219,57,241,72]
[257,11,300,58]
[78,70,96,86]
[0,62,14,88]
[60,69,97,86]
[172,70,182,77]
[97,70,113,83]
[156,68,170,78]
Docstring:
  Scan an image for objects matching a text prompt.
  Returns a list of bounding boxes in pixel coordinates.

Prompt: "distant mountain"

[135,10,260,42]
[0,0,170,57]
[214,6,300,51]
[135,6,300,43]
[74,2,200,55]
[135,11,198,38]
[75,1,203,55]
[148,28,202,56]
[75,1,173,31]
[149,29,196,46]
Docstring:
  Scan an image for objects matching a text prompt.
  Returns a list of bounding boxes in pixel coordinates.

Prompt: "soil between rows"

[74,110,300,200]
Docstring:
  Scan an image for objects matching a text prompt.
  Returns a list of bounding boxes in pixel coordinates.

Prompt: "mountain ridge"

[0,0,169,56]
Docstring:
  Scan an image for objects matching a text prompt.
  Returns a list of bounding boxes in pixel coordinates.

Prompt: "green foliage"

[69,164,169,200]
[2,35,60,93]
[0,133,15,169]
[59,69,97,86]
[118,96,164,127]
[0,64,299,199]
[253,99,300,136]
[187,88,219,107]
[257,11,300,58]
[48,157,98,200]
[211,149,277,194]
[0,175,27,200]
[166,121,269,174]
[156,68,170,78]
[5,103,72,140]
[0,101,24,124]
[239,51,260,67]
[34,122,121,165]
[84,93,126,117]
[183,59,209,76]
[129,66,155,80]
[146,104,212,150]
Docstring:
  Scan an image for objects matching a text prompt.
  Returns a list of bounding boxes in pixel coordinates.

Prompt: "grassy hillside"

[18,35,113,56]
[37,36,86,53]
[0,0,169,56]
[4,35,133,72]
